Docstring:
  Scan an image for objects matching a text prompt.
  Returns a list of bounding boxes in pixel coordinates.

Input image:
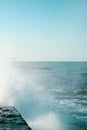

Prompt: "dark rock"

[0,106,31,130]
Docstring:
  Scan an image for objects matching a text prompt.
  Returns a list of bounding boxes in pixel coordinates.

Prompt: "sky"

[0,0,87,61]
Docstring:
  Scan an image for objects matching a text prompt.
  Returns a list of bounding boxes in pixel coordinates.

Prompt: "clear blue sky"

[0,0,87,61]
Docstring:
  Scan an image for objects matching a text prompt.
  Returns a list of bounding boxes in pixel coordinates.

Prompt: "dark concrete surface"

[0,106,31,130]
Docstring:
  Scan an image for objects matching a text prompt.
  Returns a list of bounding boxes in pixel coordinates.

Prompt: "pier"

[0,106,31,130]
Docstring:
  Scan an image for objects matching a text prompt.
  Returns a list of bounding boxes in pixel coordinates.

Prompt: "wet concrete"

[0,106,31,130]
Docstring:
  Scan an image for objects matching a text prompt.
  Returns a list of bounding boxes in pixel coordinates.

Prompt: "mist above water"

[29,112,61,130]
[0,59,61,130]
[0,59,87,130]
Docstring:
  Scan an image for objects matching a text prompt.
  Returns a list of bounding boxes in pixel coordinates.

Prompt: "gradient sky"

[0,0,87,61]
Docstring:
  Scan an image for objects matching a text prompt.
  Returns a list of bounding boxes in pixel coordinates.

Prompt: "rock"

[0,106,31,130]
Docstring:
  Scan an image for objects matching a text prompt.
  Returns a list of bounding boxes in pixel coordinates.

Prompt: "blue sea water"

[11,62,87,130]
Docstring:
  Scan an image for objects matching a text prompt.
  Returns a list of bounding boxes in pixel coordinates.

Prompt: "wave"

[14,65,50,70]
[82,73,87,76]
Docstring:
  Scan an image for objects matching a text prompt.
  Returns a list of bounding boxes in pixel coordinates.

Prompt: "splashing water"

[0,60,60,130]
[0,61,87,130]
[29,112,62,130]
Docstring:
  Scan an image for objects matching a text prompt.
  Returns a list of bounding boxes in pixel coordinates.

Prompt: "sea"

[1,61,87,130]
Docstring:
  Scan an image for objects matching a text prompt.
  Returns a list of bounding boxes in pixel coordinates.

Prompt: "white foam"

[29,112,62,130]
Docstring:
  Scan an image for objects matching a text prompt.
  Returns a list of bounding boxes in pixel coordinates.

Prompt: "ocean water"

[0,62,87,130]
